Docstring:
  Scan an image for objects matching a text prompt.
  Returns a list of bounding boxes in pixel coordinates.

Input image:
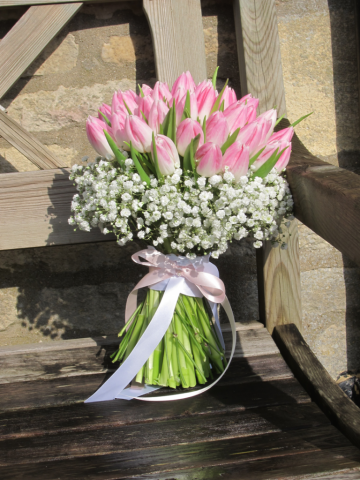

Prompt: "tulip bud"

[222,142,250,181]
[175,92,199,125]
[112,111,128,149]
[112,90,139,115]
[141,84,153,96]
[148,100,169,134]
[136,95,154,120]
[195,80,218,122]
[221,86,237,110]
[223,101,257,134]
[252,141,291,171]
[268,126,294,144]
[151,81,172,104]
[237,118,273,155]
[257,109,277,141]
[98,103,112,122]
[176,118,204,156]
[171,71,196,96]
[86,116,114,157]
[151,135,179,175]
[111,91,127,115]
[238,93,259,111]
[125,115,153,153]
[195,142,223,177]
[206,111,230,147]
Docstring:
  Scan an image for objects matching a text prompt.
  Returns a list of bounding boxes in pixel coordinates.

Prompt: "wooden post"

[143,0,207,85]
[233,0,302,333]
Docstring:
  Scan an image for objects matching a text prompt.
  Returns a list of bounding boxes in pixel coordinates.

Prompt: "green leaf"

[212,66,219,89]
[130,141,150,185]
[171,103,177,144]
[159,123,164,135]
[219,100,225,112]
[140,110,148,124]
[123,99,132,115]
[210,78,229,115]
[254,147,288,179]
[98,111,111,127]
[141,152,155,175]
[249,146,266,166]
[202,115,207,143]
[291,112,313,128]
[151,132,163,180]
[161,108,171,136]
[221,127,240,155]
[138,84,145,98]
[104,130,126,169]
[183,143,192,174]
[274,114,285,127]
[181,90,191,121]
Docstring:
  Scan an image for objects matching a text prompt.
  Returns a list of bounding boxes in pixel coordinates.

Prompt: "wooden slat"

[0,0,127,5]
[0,374,309,412]
[0,425,357,479]
[273,323,360,449]
[0,325,281,384]
[0,168,114,250]
[0,3,82,100]
[143,0,207,86]
[256,219,302,335]
[233,0,286,117]
[0,110,67,169]
[233,0,302,334]
[0,404,330,465]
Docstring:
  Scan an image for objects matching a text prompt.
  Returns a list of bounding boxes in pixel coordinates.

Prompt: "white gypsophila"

[68,156,294,258]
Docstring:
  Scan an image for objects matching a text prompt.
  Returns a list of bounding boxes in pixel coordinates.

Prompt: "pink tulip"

[175,92,199,125]
[252,141,291,171]
[112,90,139,115]
[148,100,169,134]
[221,86,237,109]
[237,118,273,155]
[125,115,153,153]
[223,101,257,134]
[141,84,153,96]
[195,142,223,177]
[111,111,128,149]
[206,111,230,147]
[171,71,196,96]
[86,116,114,157]
[222,142,250,181]
[238,93,259,110]
[176,118,204,156]
[151,81,172,104]
[268,126,294,144]
[152,135,179,175]
[257,109,277,141]
[195,80,218,122]
[98,103,112,122]
[136,95,154,120]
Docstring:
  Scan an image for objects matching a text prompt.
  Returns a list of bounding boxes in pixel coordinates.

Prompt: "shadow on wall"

[327,0,360,374]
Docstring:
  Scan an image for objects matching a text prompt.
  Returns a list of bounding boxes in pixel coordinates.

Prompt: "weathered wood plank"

[256,219,302,335]
[0,404,331,465]
[0,374,309,412]
[0,426,357,479]
[0,327,281,384]
[233,0,301,334]
[0,168,114,250]
[233,0,286,117]
[0,0,127,5]
[273,323,360,449]
[0,4,82,100]
[0,111,67,169]
[130,454,360,480]
[143,0,207,85]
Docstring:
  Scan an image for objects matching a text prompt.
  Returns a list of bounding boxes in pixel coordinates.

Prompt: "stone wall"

[0,0,359,378]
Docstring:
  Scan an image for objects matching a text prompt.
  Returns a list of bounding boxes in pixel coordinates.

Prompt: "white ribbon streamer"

[85,257,235,404]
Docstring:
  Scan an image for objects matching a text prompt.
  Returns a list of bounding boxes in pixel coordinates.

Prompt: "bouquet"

[69,69,298,402]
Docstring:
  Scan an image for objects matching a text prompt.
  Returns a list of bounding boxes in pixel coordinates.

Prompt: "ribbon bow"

[85,248,235,403]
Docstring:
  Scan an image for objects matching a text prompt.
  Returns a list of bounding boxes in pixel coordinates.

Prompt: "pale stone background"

[0,0,359,378]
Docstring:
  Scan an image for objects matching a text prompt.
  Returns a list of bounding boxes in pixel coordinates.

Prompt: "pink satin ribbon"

[125,248,226,323]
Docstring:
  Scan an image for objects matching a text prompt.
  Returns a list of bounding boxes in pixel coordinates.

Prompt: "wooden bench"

[1,0,360,478]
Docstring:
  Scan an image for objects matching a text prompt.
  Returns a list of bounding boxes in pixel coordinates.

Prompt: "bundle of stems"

[111,289,227,388]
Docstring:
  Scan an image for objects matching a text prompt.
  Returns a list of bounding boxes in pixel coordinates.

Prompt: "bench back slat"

[143,0,207,85]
